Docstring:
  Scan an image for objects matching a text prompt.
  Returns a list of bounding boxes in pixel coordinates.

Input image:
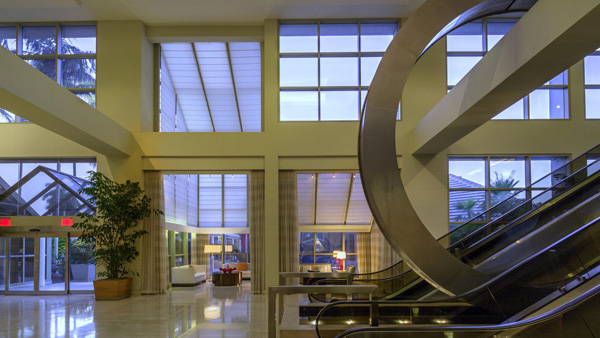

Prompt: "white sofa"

[223,263,251,280]
[171,265,207,285]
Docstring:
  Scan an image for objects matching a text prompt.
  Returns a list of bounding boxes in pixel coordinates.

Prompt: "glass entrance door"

[7,236,35,292]
[68,237,95,292]
[38,236,67,292]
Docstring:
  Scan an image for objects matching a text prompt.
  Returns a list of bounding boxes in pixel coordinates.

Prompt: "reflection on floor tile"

[0,281,267,337]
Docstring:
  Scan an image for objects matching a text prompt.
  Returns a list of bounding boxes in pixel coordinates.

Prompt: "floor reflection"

[0,281,267,337]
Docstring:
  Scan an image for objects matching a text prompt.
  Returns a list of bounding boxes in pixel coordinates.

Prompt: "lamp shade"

[336,251,346,259]
[204,244,222,253]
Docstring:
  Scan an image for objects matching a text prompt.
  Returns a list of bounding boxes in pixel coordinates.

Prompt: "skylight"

[160,42,261,132]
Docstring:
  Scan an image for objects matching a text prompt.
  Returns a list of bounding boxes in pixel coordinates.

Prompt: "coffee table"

[212,272,242,286]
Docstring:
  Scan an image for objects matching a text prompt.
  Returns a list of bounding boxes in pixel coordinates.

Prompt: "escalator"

[346,144,600,301]
[315,214,600,337]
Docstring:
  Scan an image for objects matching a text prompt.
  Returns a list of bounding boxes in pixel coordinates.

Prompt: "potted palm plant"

[74,172,162,300]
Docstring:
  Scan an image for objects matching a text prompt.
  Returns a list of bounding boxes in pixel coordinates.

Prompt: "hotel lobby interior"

[2,0,600,337]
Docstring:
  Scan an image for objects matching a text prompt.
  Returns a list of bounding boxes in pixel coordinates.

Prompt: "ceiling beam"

[0,47,135,157]
[225,43,244,132]
[191,43,216,132]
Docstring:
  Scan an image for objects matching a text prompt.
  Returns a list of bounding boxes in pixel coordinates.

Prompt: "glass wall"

[0,238,5,291]
[297,172,372,226]
[0,158,96,217]
[0,24,96,123]
[446,18,569,120]
[164,174,248,228]
[279,20,400,121]
[299,232,357,271]
[448,155,568,230]
[584,49,600,119]
[209,233,249,274]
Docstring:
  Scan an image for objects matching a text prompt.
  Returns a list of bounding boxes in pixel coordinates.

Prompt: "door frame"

[1,231,93,295]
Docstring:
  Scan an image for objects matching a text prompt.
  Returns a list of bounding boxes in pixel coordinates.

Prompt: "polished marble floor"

[0,281,268,337]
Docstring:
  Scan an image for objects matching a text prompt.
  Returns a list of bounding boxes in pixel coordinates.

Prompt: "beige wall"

[1,18,599,291]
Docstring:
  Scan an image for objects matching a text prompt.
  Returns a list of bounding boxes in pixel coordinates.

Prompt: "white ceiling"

[0,0,426,25]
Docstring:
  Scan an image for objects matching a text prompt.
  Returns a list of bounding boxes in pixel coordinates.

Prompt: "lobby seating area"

[223,262,251,280]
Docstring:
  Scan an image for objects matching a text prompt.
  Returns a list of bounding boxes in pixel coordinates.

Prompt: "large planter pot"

[93,278,132,300]
[71,264,95,281]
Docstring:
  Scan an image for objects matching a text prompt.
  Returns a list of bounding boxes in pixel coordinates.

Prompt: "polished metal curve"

[358,0,535,296]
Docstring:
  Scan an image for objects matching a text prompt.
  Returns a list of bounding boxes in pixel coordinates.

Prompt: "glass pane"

[0,108,15,123]
[447,22,483,52]
[300,232,314,253]
[584,55,600,84]
[300,255,314,264]
[320,57,358,86]
[39,237,68,292]
[280,91,318,121]
[320,23,358,53]
[587,157,600,176]
[490,157,526,188]
[345,254,358,272]
[61,59,96,88]
[346,173,372,225]
[61,26,96,54]
[447,56,482,86]
[585,88,600,119]
[297,174,316,225]
[315,233,343,253]
[487,20,516,50]
[360,56,382,86]
[320,91,359,121]
[449,191,486,222]
[224,174,247,227]
[490,191,526,220]
[279,24,318,53]
[280,57,318,87]
[529,88,567,119]
[25,59,55,80]
[22,26,56,55]
[316,173,351,224]
[531,156,567,188]
[545,71,568,86]
[73,92,96,107]
[0,243,4,291]
[492,98,525,119]
[449,157,486,188]
[175,232,184,255]
[8,238,34,291]
[0,26,17,53]
[315,255,335,270]
[199,175,223,227]
[345,233,357,253]
[360,22,397,52]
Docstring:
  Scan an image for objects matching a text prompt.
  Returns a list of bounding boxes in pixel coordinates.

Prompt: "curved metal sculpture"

[358,0,536,296]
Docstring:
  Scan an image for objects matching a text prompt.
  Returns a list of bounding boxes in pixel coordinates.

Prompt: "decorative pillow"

[189,265,194,267]
[237,262,248,271]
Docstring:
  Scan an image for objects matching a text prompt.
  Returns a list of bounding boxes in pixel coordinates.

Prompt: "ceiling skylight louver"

[161,41,262,133]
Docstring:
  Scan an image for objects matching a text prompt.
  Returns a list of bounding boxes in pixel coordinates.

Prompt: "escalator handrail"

[334,278,600,337]
[315,215,600,338]
[353,160,600,299]
[346,152,600,296]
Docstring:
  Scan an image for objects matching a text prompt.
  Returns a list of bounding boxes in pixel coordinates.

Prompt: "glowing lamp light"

[61,218,73,226]
[0,218,11,226]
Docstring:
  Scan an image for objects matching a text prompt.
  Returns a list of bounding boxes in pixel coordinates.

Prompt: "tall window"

[0,24,96,123]
[448,156,568,230]
[279,20,400,121]
[446,18,568,119]
[164,174,248,228]
[208,233,250,272]
[299,232,357,270]
[584,49,600,119]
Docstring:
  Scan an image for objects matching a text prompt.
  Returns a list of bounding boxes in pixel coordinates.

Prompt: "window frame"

[278,19,400,122]
[298,231,357,270]
[583,50,600,119]
[448,155,570,231]
[445,17,569,120]
[0,22,97,123]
